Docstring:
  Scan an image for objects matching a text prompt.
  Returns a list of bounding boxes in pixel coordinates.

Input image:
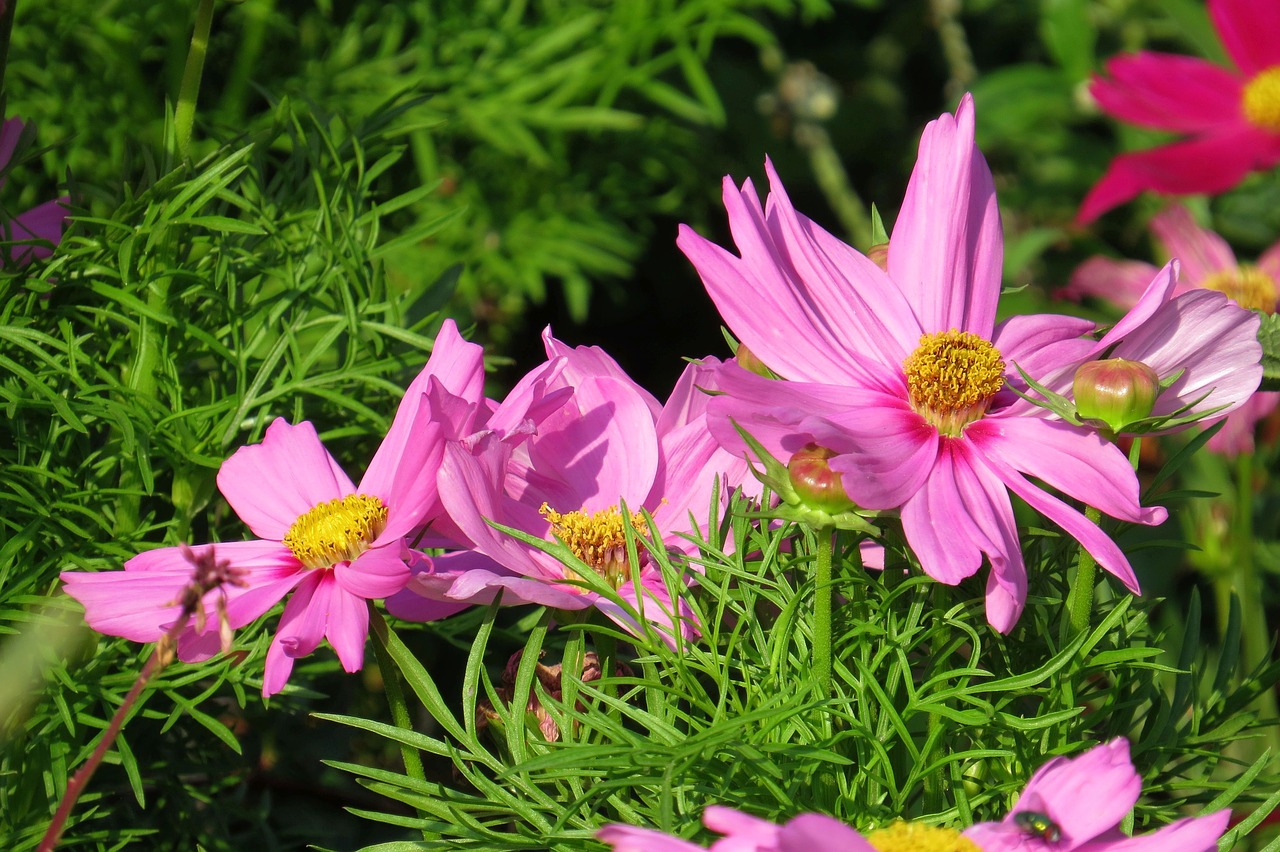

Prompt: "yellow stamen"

[541,503,647,588]
[283,494,388,570]
[1243,66,1280,133]
[1200,264,1277,313]
[903,329,1005,437]
[866,821,981,852]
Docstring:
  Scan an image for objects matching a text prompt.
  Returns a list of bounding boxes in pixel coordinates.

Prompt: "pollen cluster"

[1243,66,1280,133]
[283,493,389,570]
[541,503,647,588]
[865,821,981,852]
[903,329,1005,436]
[1201,264,1277,313]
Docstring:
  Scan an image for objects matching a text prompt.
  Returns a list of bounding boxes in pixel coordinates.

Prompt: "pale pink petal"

[993,312,1099,400]
[483,356,574,443]
[889,93,1002,336]
[443,565,589,609]
[598,573,699,645]
[529,376,659,512]
[217,419,355,540]
[1091,53,1245,132]
[777,814,874,852]
[1015,739,1141,844]
[1257,239,1280,292]
[1075,811,1230,852]
[337,544,412,599]
[542,328,663,420]
[597,824,705,852]
[1061,256,1161,309]
[1109,289,1262,419]
[1205,391,1280,455]
[384,551,482,621]
[1077,128,1280,224]
[1210,0,1280,75]
[704,806,783,843]
[656,357,721,436]
[651,413,752,544]
[1093,261,1180,352]
[1149,205,1236,285]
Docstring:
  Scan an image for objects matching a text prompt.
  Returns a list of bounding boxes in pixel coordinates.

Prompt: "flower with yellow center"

[540,503,648,589]
[903,329,1005,437]
[866,821,982,852]
[1200,264,1278,313]
[1243,66,1280,133]
[282,494,389,570]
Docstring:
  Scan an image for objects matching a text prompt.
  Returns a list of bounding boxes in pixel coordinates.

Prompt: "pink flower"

[964,739,1229,851]
[61,320,487,695]
[598,806,873,852]
[0,117,69,265]
[677,95,1166,632]
[1066,206,1273,454]
[1077,0,1280,223]
[395,331,752,642]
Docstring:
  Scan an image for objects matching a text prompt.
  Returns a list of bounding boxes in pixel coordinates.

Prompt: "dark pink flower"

[0,117,68,265]
[1066,205,1274,454]
[61,320,487,695]
[1077,0,1280,223]
[678,95,1165,632]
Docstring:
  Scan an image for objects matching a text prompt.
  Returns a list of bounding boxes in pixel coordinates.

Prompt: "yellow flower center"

[541,503,647,588]
[1243,66,1280,132]
[282,494,389,570]
[866,821,981,852]
[903,329,1005,437]
[1200,263,1277,312]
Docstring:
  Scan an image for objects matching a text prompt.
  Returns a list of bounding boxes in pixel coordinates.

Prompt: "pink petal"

[1257,239,1280,292]
[1210,0,1280,75]
[323,576,369,674]
[336,543,412,599]
[1091,53,1244,132]
[483,356,574,443]
[1075,810,1230,852]
[596,824,705,852]
[1205,391,1280,455]
[889,93,1002,337]
[1093,261,1180,353]
[542,328,663,420]
[5,196,69,264]
[993,312,1099,400]
[651,413,753,544]
[1012,739,1141,844]
[811,401,939,510]
[263,570,325,695]
[1149,205,1236,285]
[778,814,874,852]
[1061,257,1161,310]
[656,357,721,436]
[598,573,699,645]
[1077,128,1280,224]
[0,117,24,167]
[217,419,355,541]
[443,565,590,609]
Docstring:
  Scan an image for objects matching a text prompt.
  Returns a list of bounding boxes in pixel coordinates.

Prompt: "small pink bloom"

[679,95,1165,632]
[0,117,69,265]
[964,739,1229,851]
[1077,0,1280,223]
[61,320,487,695]
[397,331,753,642]
[1066,205,1275,454]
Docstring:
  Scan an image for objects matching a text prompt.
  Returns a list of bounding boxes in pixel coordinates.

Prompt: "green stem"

[174,0,215,162]
[814,528,834,694]
[1067,506,1103,634]
[796,123,872,250]
[560,628,585,745]
[0,0,17,102]
[367,604,428,801]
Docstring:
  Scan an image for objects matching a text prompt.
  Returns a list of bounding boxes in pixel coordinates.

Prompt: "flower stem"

[814,527,834,694]
[173,0,215,162]
[367,604,428,794]
[1228,454,1279,750]
[1067,506,1103,634]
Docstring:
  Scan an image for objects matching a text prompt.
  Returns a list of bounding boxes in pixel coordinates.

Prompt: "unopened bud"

[735,343,774,378]
[1073,358,1161,433]
[787,443,855,513]
[866,242,889,272]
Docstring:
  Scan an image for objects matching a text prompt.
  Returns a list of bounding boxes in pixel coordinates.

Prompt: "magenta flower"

[1077,0,1280,223]
[396,331,752,641]
[599,806,873,852]
[1066,205,1274,454]
[0,117,69,265]
[965,739,1229,851]
[677,95,1166,631]
[61,320,487,695]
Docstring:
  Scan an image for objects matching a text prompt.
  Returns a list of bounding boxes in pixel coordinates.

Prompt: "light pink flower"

[677,95,1167,632]
[1077,0,1280,223]
[395,330,752,642]
[60,320,487,695]
[598,805,872,852]
[964,739,1229,851]
[1066,206,1274,454]
[0,117,69,265]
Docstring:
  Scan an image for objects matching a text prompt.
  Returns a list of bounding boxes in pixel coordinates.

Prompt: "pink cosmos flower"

[0,117,69,265]
[677,94,1167,632]
[598,740,1229,852]
[60,320,487,695]
[393,330,753,641]
[1077,0,1280,224]
[1066,205,1274,454]
[965,739,1229,851]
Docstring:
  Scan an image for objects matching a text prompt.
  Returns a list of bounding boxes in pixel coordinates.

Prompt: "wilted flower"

[1077,0,1280,223]
[1066,205,1276,454]
[61,321,487,695]
[678,95,1165,631]
[476,649,629,742]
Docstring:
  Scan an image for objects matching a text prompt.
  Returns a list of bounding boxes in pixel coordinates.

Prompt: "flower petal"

[543,328,663,420]
[778,814,875,852]
[323,577,369,674]
[1206,391,1280,456]
[337,543,412,599]
[217,419,354,540]
[889,93,1002,336]
[1091,53,1245,132]
[596,824,705,852]
[1074,810,1230,852]
[1210,0,1280,75]
[1060,256,1161,310]
[1148,205,1236,285]
[1014,739,1142,844]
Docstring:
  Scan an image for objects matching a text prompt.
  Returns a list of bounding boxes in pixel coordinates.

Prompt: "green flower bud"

[1073,358,1161,433]
[735,342,774,378]
[787,443,855,514]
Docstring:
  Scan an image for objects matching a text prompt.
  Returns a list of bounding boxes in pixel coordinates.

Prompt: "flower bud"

[787,443,855,513]
[866,242,889,272]
[735,342,774,378]
[1073,358,1161,433]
